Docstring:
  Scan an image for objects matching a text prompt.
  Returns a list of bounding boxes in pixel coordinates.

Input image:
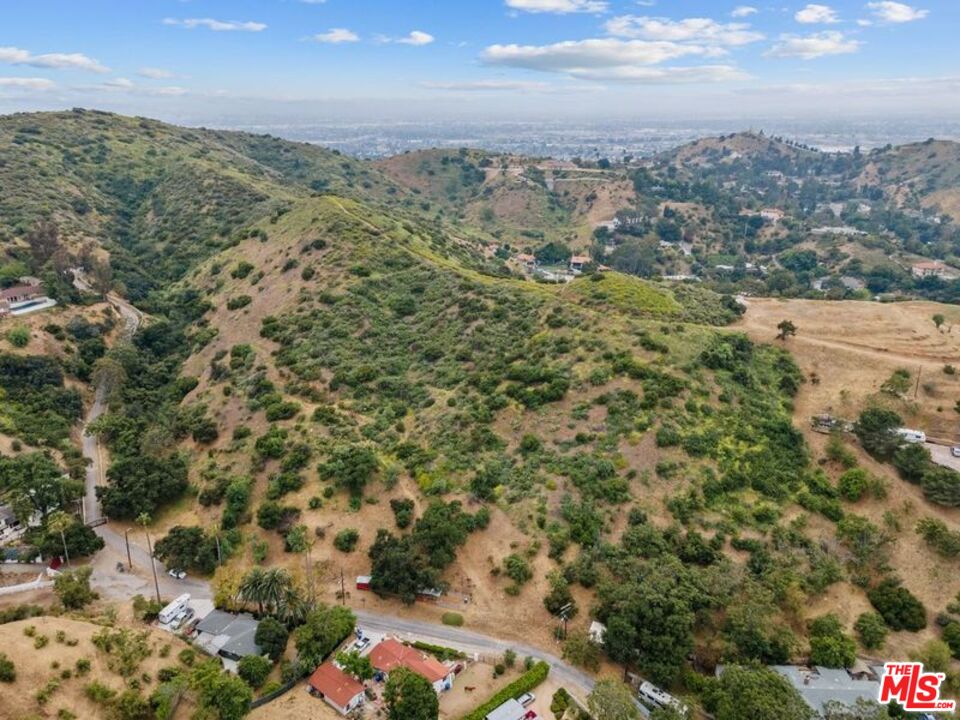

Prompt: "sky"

[0,0,958,123]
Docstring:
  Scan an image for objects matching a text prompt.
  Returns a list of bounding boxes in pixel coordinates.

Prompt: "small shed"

[356,575,372,591]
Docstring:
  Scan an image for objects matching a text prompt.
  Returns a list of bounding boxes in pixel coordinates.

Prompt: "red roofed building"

[912,261,947,279]
[569,255,591,273]
[307,661,365,716]
[368,638,455,692]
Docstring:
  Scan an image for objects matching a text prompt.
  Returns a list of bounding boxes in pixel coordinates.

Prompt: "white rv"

[159,593,191,625]
[638,681,688,717]
[896,428,927,444]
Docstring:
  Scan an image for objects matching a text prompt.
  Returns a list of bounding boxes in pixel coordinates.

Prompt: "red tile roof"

[308,661,364,708]
[0,284,41,301]
[368,638,449,684]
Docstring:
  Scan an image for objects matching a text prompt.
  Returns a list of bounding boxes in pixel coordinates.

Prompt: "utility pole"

[138,513,161,605]
[215,535,222,566]
[123,528,133,570]
[339,568,346,606]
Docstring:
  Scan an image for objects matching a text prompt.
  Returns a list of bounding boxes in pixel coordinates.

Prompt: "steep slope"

[0,110,399,298]
[858,139,960,220]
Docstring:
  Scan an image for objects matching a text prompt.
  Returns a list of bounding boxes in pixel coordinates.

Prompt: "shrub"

[837,468,870,502]
[916,517,960,558]
[0,652,15,682]
[390,498,415,529]
[441,612,464,627]
[868,578,927,632]
[333,528,360,553]
[943,622,960,659]
[238,655,273,689]
[226,295,252,311]
[854,612,888,651]
[6,325,30,347]
[461,662,550,720]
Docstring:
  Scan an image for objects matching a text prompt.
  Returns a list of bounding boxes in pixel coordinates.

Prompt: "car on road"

[517,692,536,707]
[352,637,371,653]
[168,568,187,580]
[952,446,960,458]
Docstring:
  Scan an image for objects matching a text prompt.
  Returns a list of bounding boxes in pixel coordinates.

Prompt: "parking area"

[929,443,960,472]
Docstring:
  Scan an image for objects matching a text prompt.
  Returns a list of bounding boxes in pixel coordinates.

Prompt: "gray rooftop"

[771,665,881,715]
[486,699,526,720]
[196,610,261,660]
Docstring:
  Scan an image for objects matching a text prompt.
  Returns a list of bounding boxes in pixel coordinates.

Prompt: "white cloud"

[138,67,173,79]
[865,2,928,23]
[504,0,608,13]
[420,80,551,91]
[162,18,267,32]
[766,31,862,59]
[605,16,764,46]
[398,31,435,46]
[94,77,188,96]
[103,77,135,89]
[795,4,840,23]
[311,28,360,44]
[0,77,55,90]
[731,6,758,17]
[481,38,746,83]
[0,46,109,73]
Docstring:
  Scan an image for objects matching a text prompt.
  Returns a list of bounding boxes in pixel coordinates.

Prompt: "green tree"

[922,465,960,506]
[853,408,902,460]
[707,665,814,720]
[942,622,960,659]
[189,660,253,720]
[776,320,797,341]
[319,444,377,498]
[853,612,888,651]
[254,617,289,663]
[867,578,926,632]
[383,667,438,720]
[562,630,601,671]
[294,605,356,670]
[808,615,856,668]
[0,452,81,524]
[237,655,272,690]
[336,650,374,681]
[893,444,931,484]
[54,566,97,610]
[933,313,945,330]
[587,678,641,720]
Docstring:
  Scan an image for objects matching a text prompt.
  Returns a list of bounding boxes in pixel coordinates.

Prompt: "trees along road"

[76,283,646,716]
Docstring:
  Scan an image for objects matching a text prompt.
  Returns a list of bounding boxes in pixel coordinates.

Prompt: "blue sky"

[0,0,957,120]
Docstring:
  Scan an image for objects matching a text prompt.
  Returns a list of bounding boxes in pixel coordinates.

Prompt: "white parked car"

[352,637,371,653]
[517,692,536,707]
[952,446,960,458]
[168,568,187,580]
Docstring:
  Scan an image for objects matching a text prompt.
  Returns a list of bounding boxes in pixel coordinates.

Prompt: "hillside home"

[367,638,454,692]
[0,284,42,304]
[515,253,536,270]
[771,665,882,716]
[912,261,947,279]
[760,208,785,223]
[308,661,365,716]
[569,255,591,273]
[193,610,263,672]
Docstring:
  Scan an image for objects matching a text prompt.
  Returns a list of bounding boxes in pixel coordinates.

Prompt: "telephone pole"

[339,568,346,606]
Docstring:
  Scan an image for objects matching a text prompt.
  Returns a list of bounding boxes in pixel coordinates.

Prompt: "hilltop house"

[308,661,365,716]
[912,261,947,279]
[193,610,263,673]
[367,638,455,693]
[515,253,536,271]
[0,282,54,318]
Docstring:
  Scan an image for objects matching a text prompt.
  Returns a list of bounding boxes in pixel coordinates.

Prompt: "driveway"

[929,443,960,472]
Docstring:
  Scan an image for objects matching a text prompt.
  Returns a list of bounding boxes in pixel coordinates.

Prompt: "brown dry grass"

[0,615,195,720]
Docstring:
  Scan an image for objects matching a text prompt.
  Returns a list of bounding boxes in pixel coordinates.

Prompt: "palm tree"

[47,511,73,568]
[260,568,293,615]
[238,567,267,614]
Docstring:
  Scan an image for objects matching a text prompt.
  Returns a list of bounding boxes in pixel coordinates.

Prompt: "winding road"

[73,279,643,715]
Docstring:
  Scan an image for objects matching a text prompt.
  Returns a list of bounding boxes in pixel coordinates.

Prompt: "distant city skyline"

[1,1,957,123]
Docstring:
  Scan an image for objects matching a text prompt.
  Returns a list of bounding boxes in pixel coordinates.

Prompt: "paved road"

[929,443,960,473]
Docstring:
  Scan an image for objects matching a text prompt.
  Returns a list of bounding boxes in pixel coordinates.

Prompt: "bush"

[854,612,888,650]
[0,652,15,682]
[333,528,360,553]
[226,295,252,311]
[390,498,415,529]
[6,325,30,347]
[238,654,273,689]
[837,468,869,502]
[461,662,550,720]
[943,622,960,659]
[441,612,464,627]
[868,578,927,632]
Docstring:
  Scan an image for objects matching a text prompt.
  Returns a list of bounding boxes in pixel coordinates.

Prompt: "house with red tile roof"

[367,637,455,692]
[308,661,365,716]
